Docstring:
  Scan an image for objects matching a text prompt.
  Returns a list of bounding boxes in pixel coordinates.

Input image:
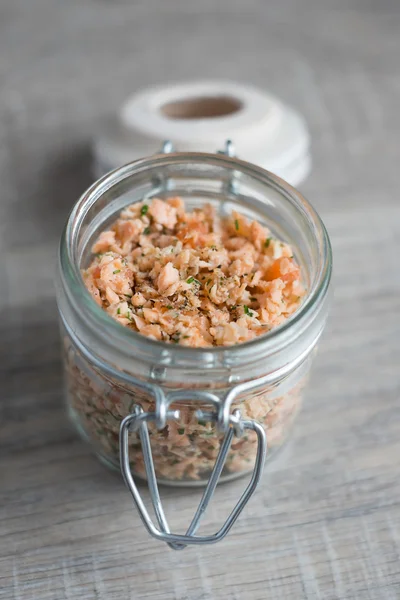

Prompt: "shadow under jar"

[56,151,331,546]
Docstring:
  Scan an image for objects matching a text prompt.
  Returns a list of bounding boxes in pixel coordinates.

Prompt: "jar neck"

[57,152,332,386]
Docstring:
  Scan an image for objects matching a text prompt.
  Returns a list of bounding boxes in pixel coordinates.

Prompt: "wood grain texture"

[1,1,400,598]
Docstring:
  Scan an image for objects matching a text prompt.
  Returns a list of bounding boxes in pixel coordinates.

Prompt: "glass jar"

[56,148,331,547]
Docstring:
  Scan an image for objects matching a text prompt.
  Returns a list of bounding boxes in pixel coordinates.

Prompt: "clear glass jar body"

[57,153,331,486]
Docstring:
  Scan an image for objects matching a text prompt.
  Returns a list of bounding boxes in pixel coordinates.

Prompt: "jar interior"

[62,153,331,385]
[60,153,331,485]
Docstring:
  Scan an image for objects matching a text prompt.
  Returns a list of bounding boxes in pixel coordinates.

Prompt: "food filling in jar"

[82,197,305,345]
[65,197,307,482]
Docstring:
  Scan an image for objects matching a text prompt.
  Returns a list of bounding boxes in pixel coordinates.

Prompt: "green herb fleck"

[143,226,151,235]
[167,305,173,310]
[210,245,217,250]
[243,305,253,316]
[141,204,149,216]
[198,420,207,427]
[186,276,195,284]
[178,428,185,435]
[206,279,212,286]
[113,269,121,274]
[117,308,121,315]
[171,332,181,343]
[183,335,190,339]
[235,219,239,231]
[264,237,272,248]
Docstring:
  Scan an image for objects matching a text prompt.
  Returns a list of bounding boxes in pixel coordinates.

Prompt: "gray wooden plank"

[1,0,400,598]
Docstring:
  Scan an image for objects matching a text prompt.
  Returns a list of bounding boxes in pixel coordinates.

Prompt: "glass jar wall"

[56,153,331,485]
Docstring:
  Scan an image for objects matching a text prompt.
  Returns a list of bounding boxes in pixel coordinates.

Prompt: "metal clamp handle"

[119,399,267,549]
[158,138,238,195]
[118,139,264,549]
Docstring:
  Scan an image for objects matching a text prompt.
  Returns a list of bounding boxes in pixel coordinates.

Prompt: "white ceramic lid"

[93,81,311,186]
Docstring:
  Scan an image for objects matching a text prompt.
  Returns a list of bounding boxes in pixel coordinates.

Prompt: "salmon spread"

[82,197,305,345]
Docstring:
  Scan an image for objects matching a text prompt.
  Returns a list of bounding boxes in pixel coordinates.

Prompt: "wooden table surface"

[1,1,400,598]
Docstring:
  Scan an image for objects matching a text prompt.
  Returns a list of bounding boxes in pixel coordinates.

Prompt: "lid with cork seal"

[93,80,311,186]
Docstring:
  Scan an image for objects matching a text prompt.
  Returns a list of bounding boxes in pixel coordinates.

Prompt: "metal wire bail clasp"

[156,139,238,196]
[119,387,267,549]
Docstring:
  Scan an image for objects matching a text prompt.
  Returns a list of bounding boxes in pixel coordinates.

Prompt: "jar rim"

[59,152,332,368]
